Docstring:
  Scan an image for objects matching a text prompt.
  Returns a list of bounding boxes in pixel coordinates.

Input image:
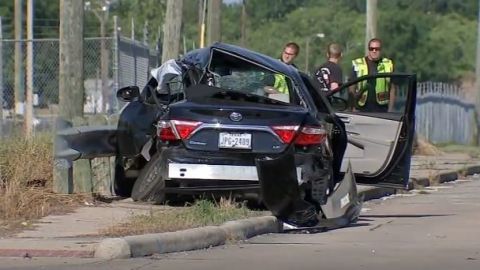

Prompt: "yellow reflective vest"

[273,73,289,95]
[352,57,393,106]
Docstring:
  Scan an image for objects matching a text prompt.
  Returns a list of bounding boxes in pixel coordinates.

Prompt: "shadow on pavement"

[283,222,371,234]
[361,214,452,218]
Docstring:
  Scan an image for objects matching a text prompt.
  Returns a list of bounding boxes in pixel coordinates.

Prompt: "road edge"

[95,164,480,259]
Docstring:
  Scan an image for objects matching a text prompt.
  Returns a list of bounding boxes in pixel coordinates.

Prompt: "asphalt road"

[2,175,480,270]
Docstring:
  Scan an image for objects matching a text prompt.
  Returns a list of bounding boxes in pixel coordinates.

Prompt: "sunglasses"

[368,47,381,52]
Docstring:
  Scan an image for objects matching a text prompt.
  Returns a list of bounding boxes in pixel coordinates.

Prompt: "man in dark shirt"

[315,43,343,93]
[349,38,394,112]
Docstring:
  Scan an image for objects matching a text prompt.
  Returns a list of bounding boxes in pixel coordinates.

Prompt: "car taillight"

[271,125,299,144]
[172,120,202,139]
[157,121,177,141]
[295,126,327,146]
[157,120,202,141]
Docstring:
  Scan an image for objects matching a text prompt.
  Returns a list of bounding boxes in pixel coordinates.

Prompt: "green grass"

[434,143,480,158]
[101,198,268,237]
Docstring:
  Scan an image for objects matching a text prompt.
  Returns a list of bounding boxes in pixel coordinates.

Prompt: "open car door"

[328,73,416,189]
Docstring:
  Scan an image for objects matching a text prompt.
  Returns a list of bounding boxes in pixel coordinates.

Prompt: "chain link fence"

[0,34,159,137]
[0,34,478,145]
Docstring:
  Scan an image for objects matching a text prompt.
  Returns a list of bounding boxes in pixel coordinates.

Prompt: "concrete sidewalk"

[1,153,479,259]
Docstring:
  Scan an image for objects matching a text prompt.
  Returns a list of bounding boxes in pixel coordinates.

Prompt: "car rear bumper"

[168,163,302,181]
[160,147,326,194]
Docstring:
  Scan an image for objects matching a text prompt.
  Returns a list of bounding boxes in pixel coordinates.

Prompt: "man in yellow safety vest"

[350,38,394,112]
[264,42,300,96]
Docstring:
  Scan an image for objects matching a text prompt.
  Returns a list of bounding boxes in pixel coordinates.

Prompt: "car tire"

[113,164,135,198]
[113,158,136,197]
[131,152,166,203]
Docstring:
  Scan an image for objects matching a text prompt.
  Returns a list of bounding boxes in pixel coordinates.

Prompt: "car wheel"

[131,152,166,203]
[113,158,136,197]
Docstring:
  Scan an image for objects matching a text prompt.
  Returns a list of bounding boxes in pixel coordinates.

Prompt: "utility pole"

[476,0,480,145]
[0,17,4,137]
[365,0,377,54]
[305,33,325,73]
[131,17,135,40]
[143,21,148,44]
[199,0,207,48]
[59,0,84,121]
[14,0,24,118]
[206,0,221,45]
[305,37,310,72]
[240,0,247,47]
[198,0,203,46]
[25,0,34,136]
[162,0,183,63]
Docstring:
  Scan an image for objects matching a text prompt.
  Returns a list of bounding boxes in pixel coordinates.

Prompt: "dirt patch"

[413,136,444,156]
[0,190,91,237]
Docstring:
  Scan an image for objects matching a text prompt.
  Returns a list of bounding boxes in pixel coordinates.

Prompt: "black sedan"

[57,43,417,227]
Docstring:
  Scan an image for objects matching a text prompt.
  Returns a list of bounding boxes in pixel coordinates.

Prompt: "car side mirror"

[117,86,140,102]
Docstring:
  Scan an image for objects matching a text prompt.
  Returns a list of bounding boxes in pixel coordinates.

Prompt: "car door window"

[330,73,416,188]
[335,75,412,118]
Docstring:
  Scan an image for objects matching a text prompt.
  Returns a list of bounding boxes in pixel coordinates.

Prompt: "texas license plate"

[218,133,252,149]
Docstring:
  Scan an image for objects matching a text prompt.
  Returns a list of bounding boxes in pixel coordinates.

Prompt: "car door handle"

[348,138,364,150]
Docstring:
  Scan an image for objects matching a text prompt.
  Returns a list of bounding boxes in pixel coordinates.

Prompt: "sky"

[223,0,242,5]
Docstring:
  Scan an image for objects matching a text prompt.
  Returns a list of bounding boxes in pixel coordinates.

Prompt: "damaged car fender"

[256,150,361,229]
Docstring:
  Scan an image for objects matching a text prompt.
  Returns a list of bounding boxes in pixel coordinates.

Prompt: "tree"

[109,0,167,44]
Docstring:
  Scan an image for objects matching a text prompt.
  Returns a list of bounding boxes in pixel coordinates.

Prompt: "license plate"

[218,133,252,149]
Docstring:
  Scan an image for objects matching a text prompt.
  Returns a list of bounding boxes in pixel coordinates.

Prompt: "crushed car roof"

[182,42,299,78]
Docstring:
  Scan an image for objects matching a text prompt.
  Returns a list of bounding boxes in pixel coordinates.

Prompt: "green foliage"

[416,13,476,82]
[245,4,364,74]
[239,0,478,81]
[379,0,479,20]
[0,1,14,39]
[246,0,311,26]
[0,0,478,83]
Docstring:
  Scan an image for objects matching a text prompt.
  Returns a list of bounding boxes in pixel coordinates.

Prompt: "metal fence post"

[113,15,120,112]
[25,0,34,137]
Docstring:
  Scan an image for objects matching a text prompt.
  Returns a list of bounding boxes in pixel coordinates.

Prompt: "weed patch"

[435,144,480,158]
[0,134,86,235]
[101,198,267,237]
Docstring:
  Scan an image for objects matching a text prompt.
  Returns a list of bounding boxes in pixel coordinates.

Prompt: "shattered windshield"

[207,49,298,104]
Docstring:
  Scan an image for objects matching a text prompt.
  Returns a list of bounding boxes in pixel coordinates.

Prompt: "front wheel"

[131,152,167,203]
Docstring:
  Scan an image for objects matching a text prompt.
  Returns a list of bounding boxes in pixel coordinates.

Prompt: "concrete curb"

[410,164,480,189]
[94,216,282,259]
[93,185,403,259]
[91,164,480,259]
